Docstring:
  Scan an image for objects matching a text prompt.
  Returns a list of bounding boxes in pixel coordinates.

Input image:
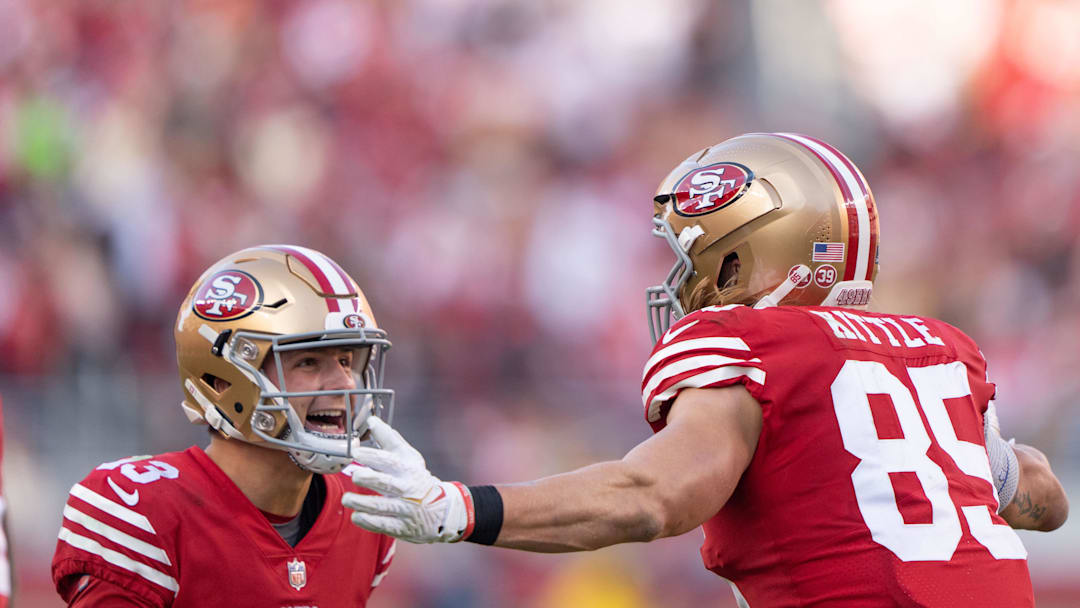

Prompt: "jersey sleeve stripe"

[642,337,752,380]
[642,355,763,405]
[69,484,155,534]
[371,538,396,588]
[57,527,179,594]
[380,540,396,567]
[646,366,766,422]
[63,505,171,566]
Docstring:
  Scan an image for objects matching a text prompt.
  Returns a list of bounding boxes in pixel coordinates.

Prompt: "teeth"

[305,411,345,432]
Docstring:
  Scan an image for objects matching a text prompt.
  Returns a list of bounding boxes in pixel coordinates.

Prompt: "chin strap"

[754,265,811,309]
[288,449,351,475]
[283,398,375,474]
[287,426,366,474]
[753,272,875,311]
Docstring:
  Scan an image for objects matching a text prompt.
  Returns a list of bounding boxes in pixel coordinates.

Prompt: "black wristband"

[465,485,503,545]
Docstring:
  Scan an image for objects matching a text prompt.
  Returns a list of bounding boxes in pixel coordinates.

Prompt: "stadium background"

[2,0,1079,605]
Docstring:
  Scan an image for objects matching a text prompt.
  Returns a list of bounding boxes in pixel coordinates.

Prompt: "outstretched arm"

[343,385,762,551]
[493,385,762,551]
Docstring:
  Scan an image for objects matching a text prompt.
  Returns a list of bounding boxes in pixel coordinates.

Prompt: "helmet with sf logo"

[647,132,880,342]
[175,245,392,473]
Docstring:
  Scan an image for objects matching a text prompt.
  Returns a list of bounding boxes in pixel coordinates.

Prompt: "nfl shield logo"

[287,558,307,590]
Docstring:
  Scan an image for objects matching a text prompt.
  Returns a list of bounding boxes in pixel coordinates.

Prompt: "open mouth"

[304,409,347,435]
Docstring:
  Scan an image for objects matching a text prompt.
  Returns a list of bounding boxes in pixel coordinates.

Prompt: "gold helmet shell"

[175,245,392,473]
[647,132,880,341]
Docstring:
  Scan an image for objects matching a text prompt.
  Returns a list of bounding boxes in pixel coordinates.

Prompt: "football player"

[342,133,1068,606]
[52,246,397,607]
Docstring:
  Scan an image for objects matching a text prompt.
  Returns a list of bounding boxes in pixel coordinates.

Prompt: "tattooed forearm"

[1000,443,1068,531]
[1012,491,1047,523]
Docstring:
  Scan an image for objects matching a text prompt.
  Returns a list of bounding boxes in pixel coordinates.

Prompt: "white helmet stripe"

[310,248,359,314]
[296,246,360,314]
[268,245,356,313]
[800,133,877,281]
[775,133,871,283]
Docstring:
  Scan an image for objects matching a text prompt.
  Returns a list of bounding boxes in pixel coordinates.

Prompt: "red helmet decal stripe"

[269,245,342,313]
[773,133,872,282]
[801,134,878,281]
[864,198,878,280]
[292,246,360,313]
[321,254,361,314]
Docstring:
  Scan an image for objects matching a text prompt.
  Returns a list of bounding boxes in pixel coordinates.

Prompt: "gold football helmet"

[175,245,392,473]
[648,132,880,342]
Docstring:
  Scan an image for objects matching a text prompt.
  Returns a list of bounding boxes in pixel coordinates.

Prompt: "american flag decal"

[812,242,845,263]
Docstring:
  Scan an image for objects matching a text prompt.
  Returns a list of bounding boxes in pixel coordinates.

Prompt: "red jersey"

[52,446,395,608]
[641,305,1032,607]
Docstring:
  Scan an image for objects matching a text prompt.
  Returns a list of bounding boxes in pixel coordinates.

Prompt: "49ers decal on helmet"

[672,162,753,217]
[343,313,367,328]
[192,270,264,321]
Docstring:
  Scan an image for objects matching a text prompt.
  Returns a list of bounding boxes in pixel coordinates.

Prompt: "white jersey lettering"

[812,312,944,349]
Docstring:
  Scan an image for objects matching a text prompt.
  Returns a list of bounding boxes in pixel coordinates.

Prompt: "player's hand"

[342,416,472,543]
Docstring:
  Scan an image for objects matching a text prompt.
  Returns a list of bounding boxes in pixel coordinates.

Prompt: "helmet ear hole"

[718,253,741,290]
[202,374,232,396]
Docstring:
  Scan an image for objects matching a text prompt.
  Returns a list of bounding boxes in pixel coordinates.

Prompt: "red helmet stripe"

[772,133,871,282]
[293,246,360,313]
[268,245,341,313]
[864,200,878,280]
[321,254,360,314]
[800,135,878,281]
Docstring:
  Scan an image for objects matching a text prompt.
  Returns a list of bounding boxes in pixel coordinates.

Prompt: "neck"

[204,436,313,517]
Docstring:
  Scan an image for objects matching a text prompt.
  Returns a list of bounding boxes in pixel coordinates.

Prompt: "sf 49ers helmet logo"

[192,270,264,321]
[672,162,753,217]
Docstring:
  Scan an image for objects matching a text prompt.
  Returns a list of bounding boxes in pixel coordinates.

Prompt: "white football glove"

[342,416,472,543]
[984,401,1019,512]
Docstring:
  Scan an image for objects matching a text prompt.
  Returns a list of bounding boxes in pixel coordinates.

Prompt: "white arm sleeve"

[984,401,1019,512]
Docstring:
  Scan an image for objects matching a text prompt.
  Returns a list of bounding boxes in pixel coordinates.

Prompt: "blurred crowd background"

[2,0,1080,606]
